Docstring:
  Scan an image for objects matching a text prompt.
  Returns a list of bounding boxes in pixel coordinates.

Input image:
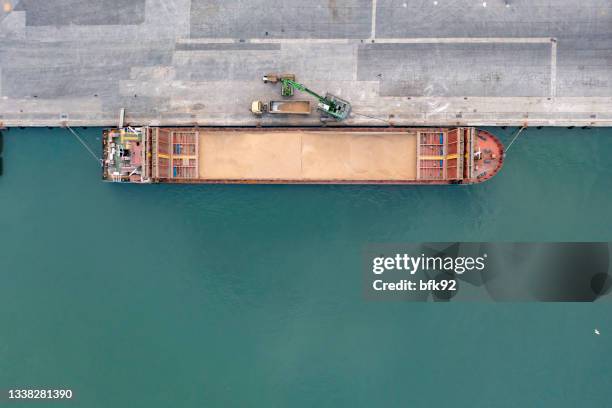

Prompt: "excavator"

[262,74,351,121]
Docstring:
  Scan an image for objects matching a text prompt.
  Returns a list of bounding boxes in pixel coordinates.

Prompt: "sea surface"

[1,127,611,407]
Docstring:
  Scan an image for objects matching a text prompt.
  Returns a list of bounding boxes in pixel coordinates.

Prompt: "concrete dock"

[0,0,611,127]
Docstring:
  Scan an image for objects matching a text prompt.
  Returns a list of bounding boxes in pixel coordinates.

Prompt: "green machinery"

[262,74,295,96]
[278,78,351,121]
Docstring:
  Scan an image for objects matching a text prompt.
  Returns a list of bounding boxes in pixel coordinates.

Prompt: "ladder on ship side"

[152,128,159,179]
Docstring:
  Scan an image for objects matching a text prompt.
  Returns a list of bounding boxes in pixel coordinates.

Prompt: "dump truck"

[251,100,311,115]
[278,79,351,121]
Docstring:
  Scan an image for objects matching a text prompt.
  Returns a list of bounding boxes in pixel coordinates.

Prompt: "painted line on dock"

[550,39,558,98]
[370,0,377,40]
[176,38,237,44]
[177,38,351,45]
[371,37,554,44]
[248,38,351,44]
[177,37,554,45]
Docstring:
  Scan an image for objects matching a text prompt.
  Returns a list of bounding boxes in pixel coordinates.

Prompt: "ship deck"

[104,126,503,184]
[197,130,417,181]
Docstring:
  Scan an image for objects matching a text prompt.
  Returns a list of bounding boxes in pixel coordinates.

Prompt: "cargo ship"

[102,127,503,184]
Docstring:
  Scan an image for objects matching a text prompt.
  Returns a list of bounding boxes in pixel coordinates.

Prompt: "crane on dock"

[280,78,351,121]
[262,74,351,121]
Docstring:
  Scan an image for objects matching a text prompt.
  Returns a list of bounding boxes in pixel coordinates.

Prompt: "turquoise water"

[1,127,611,407]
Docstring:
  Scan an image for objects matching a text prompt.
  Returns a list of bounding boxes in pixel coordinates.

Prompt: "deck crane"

[279,78,351,121]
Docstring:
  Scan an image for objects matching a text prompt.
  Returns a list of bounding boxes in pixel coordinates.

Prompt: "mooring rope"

[351,111,392,124]
[504,125,527,153]
[65,126,102,166]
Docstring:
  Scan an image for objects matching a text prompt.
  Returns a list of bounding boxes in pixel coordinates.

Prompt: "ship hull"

[102,127,504,185]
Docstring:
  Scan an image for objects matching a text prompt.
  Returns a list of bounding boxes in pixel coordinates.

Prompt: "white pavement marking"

[177,37,554,45]
[550,38,558,98]
[177,38,351,44]
[176,38,238,44]
[370,0,377,40]
[249,38,351,44]
[372,37,554,44]
[352,44,358,80]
